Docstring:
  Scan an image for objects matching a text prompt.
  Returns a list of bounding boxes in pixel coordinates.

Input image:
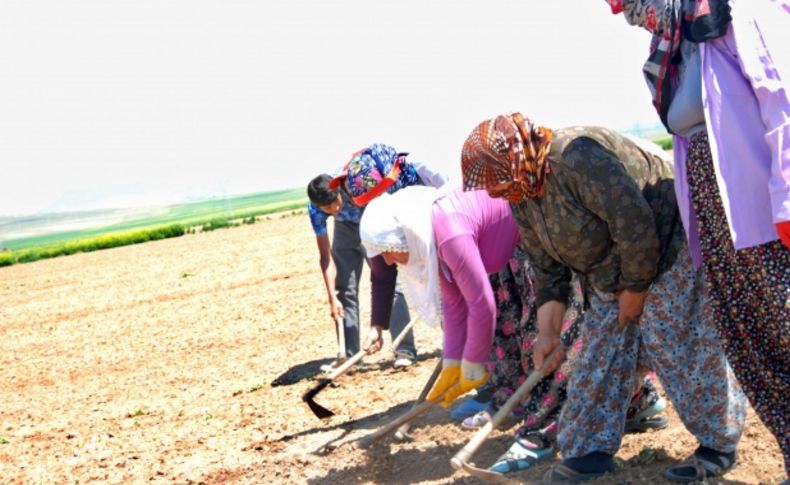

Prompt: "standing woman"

[603,1,790,477]
[462,114,746,482]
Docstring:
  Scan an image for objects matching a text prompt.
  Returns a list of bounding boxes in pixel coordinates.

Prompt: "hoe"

[303,317,418,419]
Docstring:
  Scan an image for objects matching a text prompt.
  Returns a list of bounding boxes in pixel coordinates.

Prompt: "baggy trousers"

[557,243,747,458]
[488,247,660,439]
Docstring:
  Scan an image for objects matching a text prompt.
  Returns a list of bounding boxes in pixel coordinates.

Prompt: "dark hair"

[307,174,339,206]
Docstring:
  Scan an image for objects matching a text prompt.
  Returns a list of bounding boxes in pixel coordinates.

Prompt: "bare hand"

[616,289,648,327]
[329,297,344,321]
[533,333,564,374]
[533,300,565,374]
[362,325,384,354]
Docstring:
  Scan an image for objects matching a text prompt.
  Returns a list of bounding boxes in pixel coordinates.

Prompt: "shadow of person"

[277,379,460,456]
[270,358,330,387]
[270,349,441,387]
[510,445,757,485]
[277,398,421,448]
[306,444,485,485]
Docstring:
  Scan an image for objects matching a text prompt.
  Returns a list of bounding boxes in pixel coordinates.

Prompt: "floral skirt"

[687,131,790,471]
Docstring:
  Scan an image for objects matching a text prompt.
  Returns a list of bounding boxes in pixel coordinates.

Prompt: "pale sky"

[0,0,662,216]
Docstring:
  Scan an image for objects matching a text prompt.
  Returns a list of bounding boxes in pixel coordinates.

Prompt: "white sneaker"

[393,351,416,369]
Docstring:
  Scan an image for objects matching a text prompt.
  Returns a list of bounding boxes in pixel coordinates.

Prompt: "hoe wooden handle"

[325,349,367,380]
[395,359,443,439]
[336,316,346,360]
[388,317,418,353]
[451,346,564,469]
[357,396,441,448]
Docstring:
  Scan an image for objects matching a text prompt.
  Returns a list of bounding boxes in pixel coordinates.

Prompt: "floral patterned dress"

[486,245,661,439]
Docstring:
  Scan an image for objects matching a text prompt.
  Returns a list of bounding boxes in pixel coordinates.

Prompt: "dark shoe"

[664,447,737,482]
[544,453,615,483]
[625,415,668,432]
[543,464,608,483]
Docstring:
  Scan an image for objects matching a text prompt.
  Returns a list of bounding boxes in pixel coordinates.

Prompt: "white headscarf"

[360,185,445,328]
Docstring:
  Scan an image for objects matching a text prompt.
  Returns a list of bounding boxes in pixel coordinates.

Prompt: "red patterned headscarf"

[461,113,553,203]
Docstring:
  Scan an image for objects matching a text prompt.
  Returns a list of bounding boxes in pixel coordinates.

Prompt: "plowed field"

[0,211,784,484]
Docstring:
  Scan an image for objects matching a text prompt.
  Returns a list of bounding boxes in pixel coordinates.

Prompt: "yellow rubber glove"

[440,360,489,408]
[426,359,461,402]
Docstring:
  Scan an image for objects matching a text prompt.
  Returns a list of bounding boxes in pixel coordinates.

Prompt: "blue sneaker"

[625,396,668,433]
[489,436,555,474]
[450,394,490,421]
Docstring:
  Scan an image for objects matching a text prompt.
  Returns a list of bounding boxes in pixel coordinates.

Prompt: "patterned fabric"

[606,0,732,132]
[332,144,421,206]
[686,132,790,473]
[557,244,747,458]
[307,189,363,237]
[486,246,582,434]
[461,113,553,202]
[487,246,661,439]
[507,126,679,307]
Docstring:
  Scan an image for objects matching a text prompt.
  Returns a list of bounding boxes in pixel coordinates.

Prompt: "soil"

[0,211,785,484]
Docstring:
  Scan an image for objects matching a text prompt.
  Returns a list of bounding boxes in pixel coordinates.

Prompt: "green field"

[652,134,673,151]
[0,187,307,267]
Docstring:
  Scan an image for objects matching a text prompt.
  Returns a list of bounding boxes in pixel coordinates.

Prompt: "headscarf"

[360,185,444,328]
[329,143,421,206]
[606,0,731,132]
[461,113,553,203]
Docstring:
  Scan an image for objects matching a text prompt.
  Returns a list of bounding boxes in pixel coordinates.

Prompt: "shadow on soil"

[277,391,440,449]
[307,441,758,485]
[269,351,444,450]
[254,388,758,485]
[270,349,441,387]
[307,441,493,485]
[508,446,757,485]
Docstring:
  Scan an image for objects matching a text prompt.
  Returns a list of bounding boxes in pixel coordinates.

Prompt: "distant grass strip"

[651,134,673,151]
[0,198,308,267]
[3,191,307,251]
[2,224,186,266]
[0,252,13,267]
[192,200,307,233]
